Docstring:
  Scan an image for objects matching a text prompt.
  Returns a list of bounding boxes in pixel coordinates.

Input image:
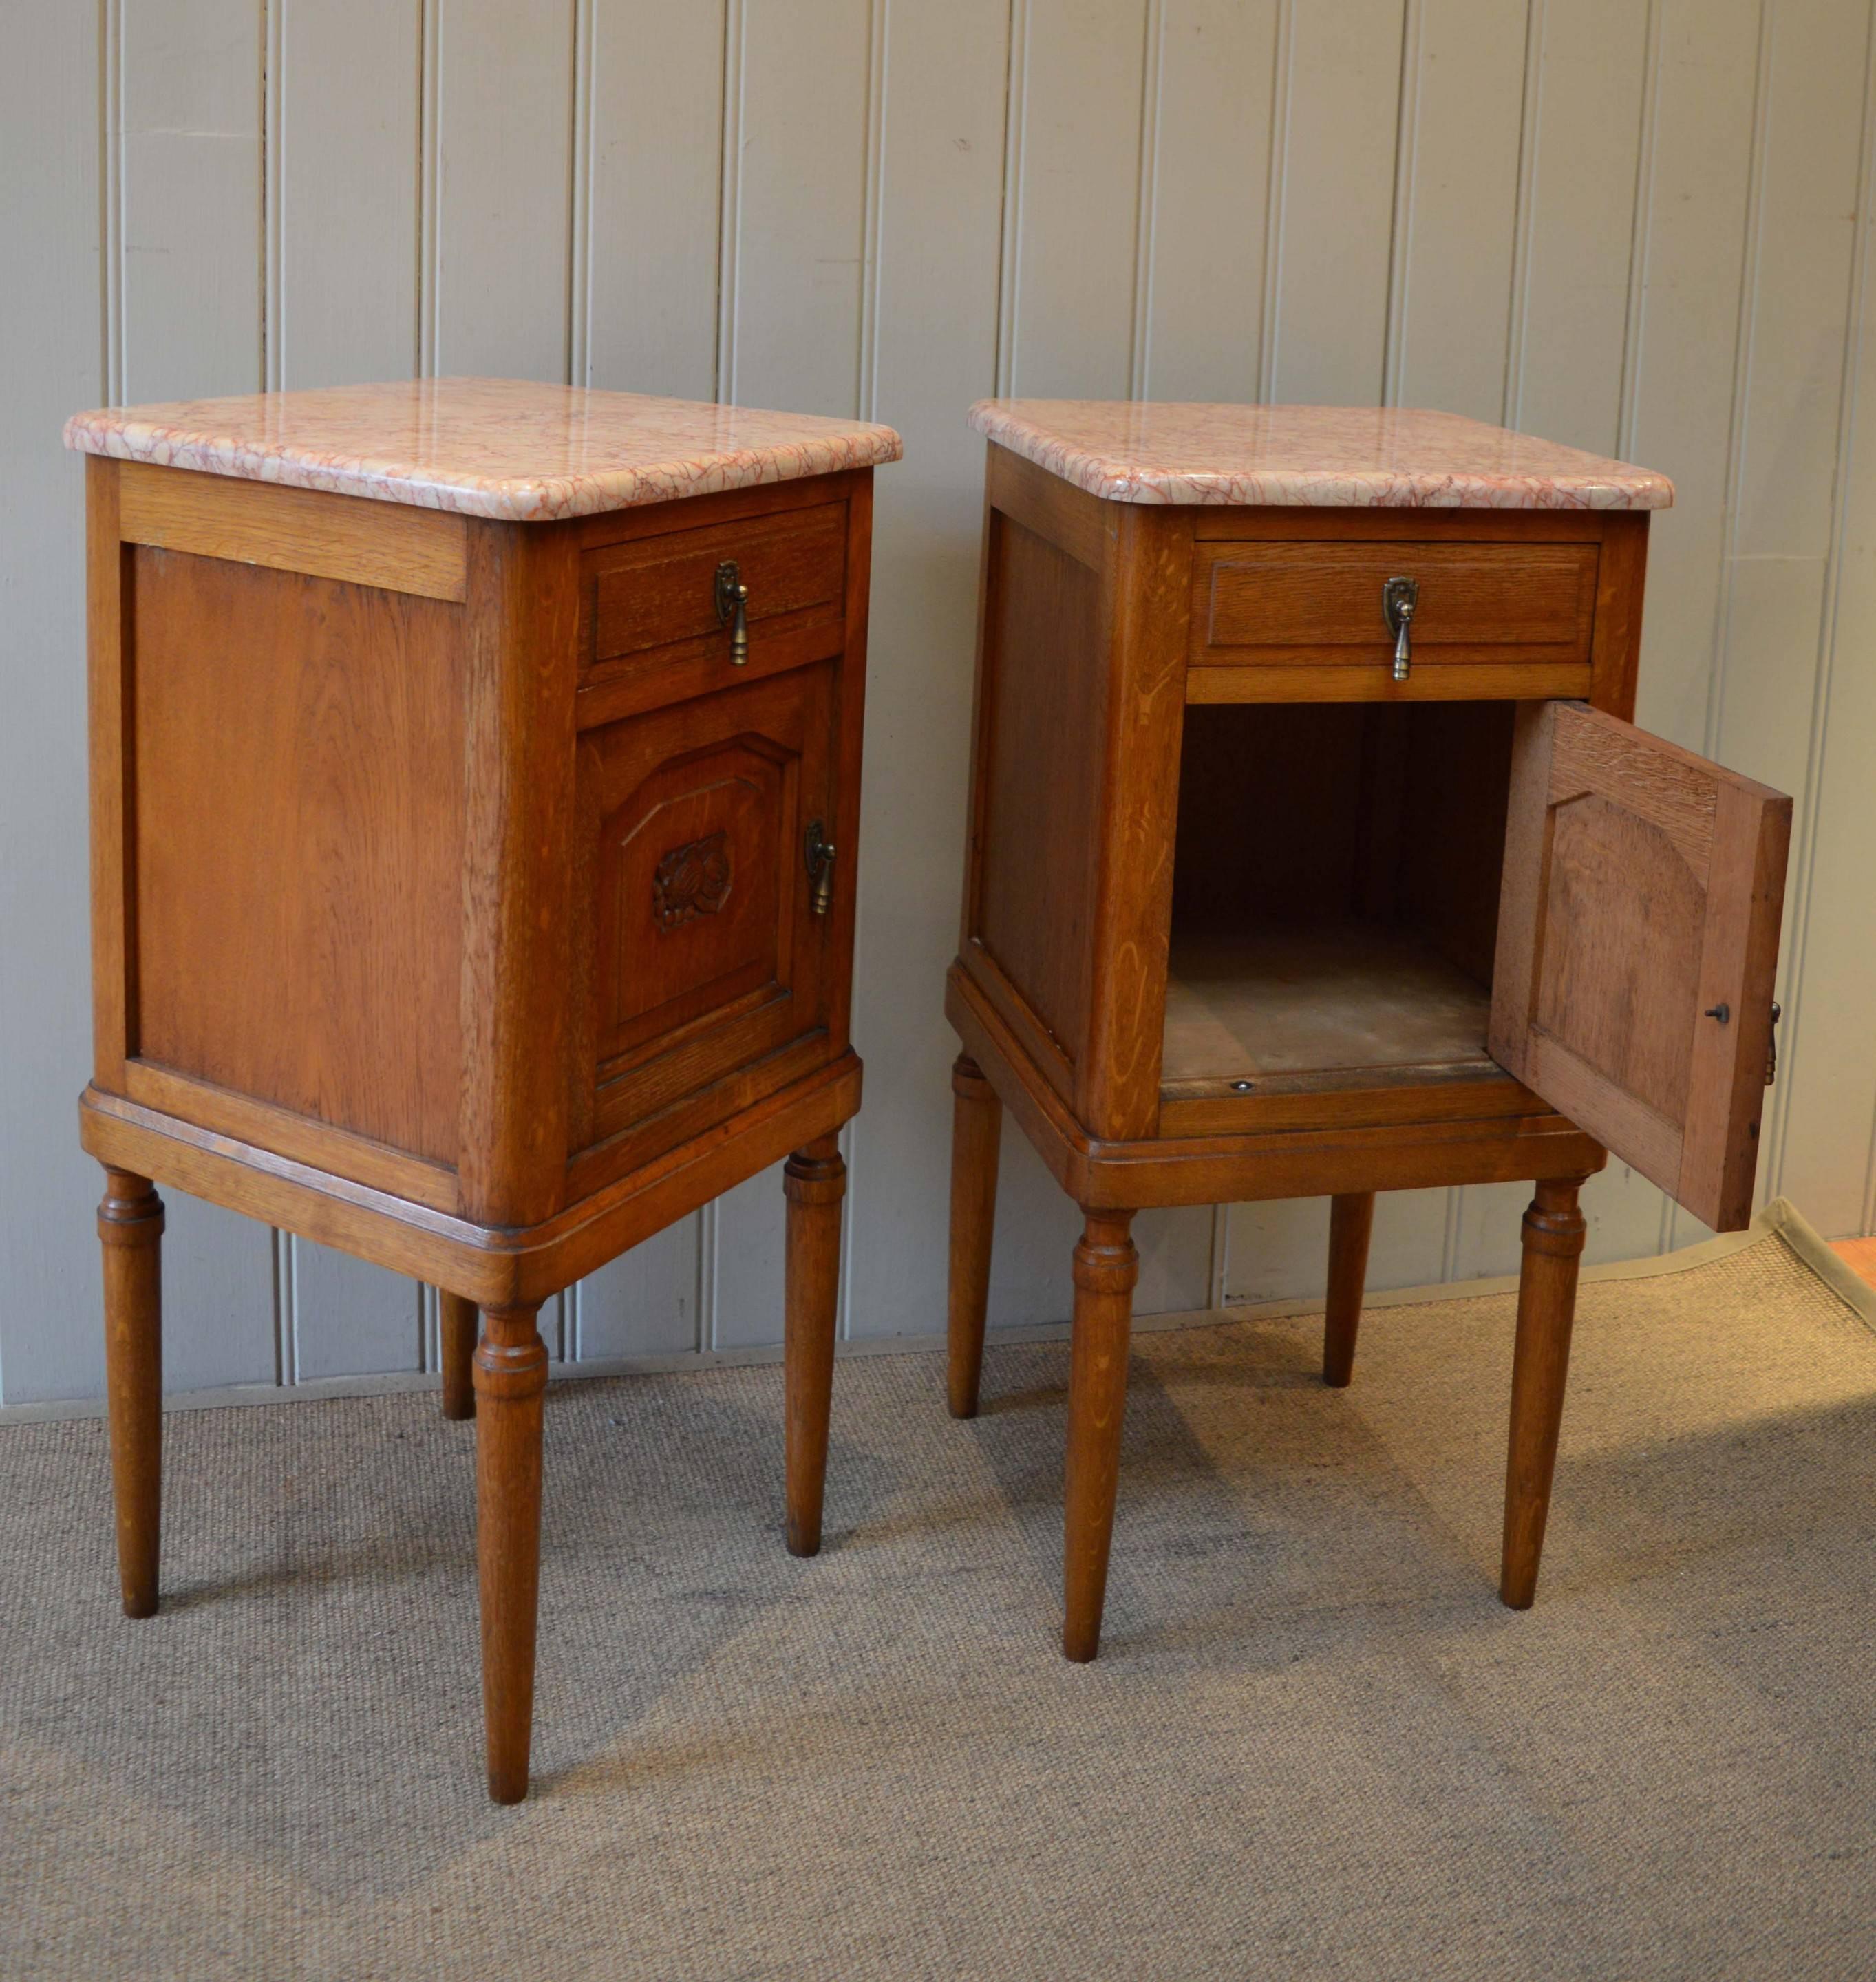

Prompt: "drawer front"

[584,502,846,669]
[1191,540,1598,696]
[571,663,838,1160]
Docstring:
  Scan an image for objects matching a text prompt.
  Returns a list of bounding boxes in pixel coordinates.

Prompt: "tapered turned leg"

[1062,1208,1138,1663]
[438,1292,478,1421]
[784,1135,846,1558]
[1500,1176,1589,1610]
[473,1300,548,1804]
[946,1054,1003,1418]
[99,1169,164,1619]
[1322,1191,1375,1388]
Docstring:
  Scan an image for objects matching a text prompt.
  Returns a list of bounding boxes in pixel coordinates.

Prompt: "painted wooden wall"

[2,0,1873,1404]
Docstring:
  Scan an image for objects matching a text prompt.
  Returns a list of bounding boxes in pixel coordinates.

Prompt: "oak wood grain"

[782,1135,844,1557]
[81,1053,862,1310]
[1077,504,1191,1139]
[1194,539,1597,666]
[945,1053,1002,1419]
[474,1300,548,1802]
[1321,1191,1374,1389]
[117,459,469,601]
[966,512,1102,1074]
[1062,1209,1137,1663]
[98,1168,163,1619]
[129,547,467,1167]
[85,457,131,1092]
[584,500,844,666]
[456,520,579,1226]
[439,1292,478,1420]
[1500,1178,1590,1608]
[1491,700,1791,1230]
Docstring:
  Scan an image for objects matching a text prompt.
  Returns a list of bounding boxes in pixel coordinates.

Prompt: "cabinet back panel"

[129,548,466,1166]
[970,515,1102,1063]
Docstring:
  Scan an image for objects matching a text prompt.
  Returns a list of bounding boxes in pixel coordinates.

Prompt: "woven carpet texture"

[2,1214,1873,1979]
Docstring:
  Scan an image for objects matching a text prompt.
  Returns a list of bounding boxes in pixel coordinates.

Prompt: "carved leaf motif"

[653,831,732,930]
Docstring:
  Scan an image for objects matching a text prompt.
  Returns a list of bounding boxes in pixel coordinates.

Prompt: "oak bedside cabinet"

[944,401,1790,1663]
[64,378,900,1801]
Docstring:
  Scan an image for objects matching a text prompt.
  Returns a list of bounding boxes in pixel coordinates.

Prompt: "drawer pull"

[714,559,750,665]
[804,818,836,917]
[1382,575,1418,681]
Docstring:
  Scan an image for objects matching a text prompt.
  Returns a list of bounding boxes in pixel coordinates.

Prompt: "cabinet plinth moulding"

[946,398,1789,1658]
[66,377,901,1802]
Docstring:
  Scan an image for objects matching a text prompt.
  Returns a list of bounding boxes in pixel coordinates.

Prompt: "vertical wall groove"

[1701,0,1776,763]
[1257,0,1294,401]
[418,0,440,376]
[994,0,1028,395]
[263,0,283,391]
[101,0,122,405]
[1613,0,1663,457]
[568,0,595,387]
[857,0,888,423]
[1128,0,1164,399]
[715,0,746,404]
[1379,0,1422,407]
[1500,0,1544,428]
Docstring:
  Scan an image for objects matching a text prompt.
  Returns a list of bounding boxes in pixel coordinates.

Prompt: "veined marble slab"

[969,401,1672,509]
[65,377,903,521]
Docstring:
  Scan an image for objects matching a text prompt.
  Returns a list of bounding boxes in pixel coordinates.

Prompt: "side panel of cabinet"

[960,501,1107,1102]
[567,661,840,1191]
[125,540,467,1180]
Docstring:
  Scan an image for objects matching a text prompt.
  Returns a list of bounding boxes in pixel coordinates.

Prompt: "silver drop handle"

[1383,576,1418,683]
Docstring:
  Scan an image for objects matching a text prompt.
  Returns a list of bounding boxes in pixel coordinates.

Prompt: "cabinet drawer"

[1189,540,1598,701]
[583,502,846,669]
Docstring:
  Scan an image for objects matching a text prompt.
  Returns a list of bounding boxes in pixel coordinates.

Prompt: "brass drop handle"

[804,818,836,917]
[1382,576,1418,682]
[715,559,749,665]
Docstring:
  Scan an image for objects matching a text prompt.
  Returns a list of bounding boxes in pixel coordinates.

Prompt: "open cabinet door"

[1489,701,1791,1232]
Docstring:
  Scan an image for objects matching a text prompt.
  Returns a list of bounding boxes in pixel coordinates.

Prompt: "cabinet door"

[573,661,837,1158]
[1489,701,1790,1231]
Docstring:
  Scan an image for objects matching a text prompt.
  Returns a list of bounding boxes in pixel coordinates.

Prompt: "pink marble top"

[968,401,1672,510]
[64,378,903,521]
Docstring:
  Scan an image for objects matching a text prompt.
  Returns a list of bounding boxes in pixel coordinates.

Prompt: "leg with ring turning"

[438,1291,478,1421]
[946,1053,1002,1418]
[1321,1191,1375,1388]
[1062,1208,1139,1663]
[100,1168,164,1619]
[1500,1175,1589,1610]
[474,1300,548,1803]
[784,1134,846,1558]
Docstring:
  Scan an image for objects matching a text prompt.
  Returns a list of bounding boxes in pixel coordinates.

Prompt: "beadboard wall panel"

[2,0,1874,1405]
[846,0,1016,1339]
[270,0,421,392]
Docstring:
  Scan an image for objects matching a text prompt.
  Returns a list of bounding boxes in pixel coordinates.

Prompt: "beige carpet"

[4,1205,1875,1981]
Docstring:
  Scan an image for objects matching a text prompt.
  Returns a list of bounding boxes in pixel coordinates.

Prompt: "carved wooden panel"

[573,663,838,1158]
[1491,700,1791,1232]
[653,831,732,929]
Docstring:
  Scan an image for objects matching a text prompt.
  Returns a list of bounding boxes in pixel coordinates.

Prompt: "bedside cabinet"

[944,401,1789,1661]
[65,379,900,1800]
